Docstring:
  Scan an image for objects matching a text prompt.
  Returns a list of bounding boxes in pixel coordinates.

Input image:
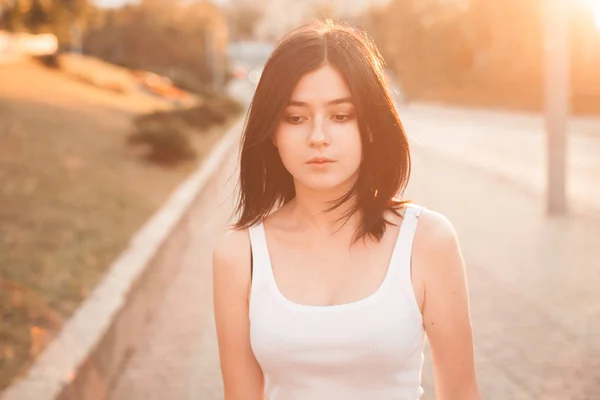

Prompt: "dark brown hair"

[233,19,411,243]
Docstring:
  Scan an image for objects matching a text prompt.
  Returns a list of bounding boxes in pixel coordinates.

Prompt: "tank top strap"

[397,204,424,242]
[388,204,425,314]
[247,222,271,285]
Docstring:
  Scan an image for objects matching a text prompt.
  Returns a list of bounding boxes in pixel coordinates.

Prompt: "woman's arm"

[213,229,265,400]
[416,211,481,400]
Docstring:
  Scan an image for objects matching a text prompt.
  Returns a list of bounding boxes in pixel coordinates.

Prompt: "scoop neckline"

[257,208,414,312]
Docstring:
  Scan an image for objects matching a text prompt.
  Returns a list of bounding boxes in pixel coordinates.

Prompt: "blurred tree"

[360,0,473,96]
[0,0,234,95]
[359,0,548,107]
[226,2,263,40]
[0,0,92,46]
[1,0,27,31]
[361,0,600,114]
[83,0,229,93]
[24,0,51,32]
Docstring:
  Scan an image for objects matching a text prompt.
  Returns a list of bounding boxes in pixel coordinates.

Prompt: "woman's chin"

[295,174,358,194]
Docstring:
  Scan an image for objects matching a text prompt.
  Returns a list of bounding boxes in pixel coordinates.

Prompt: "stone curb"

[1,118,243,400]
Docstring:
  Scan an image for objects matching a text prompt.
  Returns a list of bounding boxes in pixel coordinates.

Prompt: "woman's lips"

[306,156,334,165]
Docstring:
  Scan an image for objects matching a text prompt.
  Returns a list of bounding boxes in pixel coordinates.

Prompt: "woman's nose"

[308,119,330,147]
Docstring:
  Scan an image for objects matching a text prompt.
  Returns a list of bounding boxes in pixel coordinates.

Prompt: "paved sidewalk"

[409,146,600,400]
[108,108,600,400]
[108,153,237,400]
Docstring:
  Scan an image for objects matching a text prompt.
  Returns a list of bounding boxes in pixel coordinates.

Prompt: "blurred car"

[227,40,273,86]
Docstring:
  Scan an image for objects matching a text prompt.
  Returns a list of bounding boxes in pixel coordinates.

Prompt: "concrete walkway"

[107,152,237,400]
[109,106,600,400]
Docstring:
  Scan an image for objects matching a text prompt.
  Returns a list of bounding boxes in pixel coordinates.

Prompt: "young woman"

[213,20,481,400]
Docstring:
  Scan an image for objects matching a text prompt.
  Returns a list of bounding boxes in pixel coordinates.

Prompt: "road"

[401,103,600,216]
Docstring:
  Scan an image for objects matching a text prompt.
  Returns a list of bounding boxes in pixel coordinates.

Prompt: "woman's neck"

[286,183,360,236]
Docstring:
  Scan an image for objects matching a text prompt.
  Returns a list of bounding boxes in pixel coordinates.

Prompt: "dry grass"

[0,59,239,390]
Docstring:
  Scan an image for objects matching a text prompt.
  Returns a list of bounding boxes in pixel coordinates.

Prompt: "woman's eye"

[332,114,350,122]
[285,116,304,124]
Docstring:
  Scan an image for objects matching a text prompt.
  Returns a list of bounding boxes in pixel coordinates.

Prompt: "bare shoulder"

[213,227,252,285]
[414,208,458,245]
[412,208,464,274]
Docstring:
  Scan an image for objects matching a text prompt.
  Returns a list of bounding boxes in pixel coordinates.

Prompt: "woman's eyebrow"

[287,97,354,107]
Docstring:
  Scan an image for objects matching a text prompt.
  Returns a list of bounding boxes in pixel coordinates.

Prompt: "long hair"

[233,20,411,243]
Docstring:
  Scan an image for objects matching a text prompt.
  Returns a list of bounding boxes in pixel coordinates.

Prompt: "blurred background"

[0,0,599,399]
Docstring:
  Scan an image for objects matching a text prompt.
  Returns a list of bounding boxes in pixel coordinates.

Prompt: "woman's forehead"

[288,65,352,106]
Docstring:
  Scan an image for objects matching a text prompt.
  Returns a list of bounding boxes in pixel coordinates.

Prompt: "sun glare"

[579,0,600,30]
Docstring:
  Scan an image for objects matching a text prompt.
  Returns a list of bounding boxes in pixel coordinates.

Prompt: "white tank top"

[248,205,426,400]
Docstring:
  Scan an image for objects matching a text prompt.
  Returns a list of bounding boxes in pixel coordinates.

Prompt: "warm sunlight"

[579,0,600,30]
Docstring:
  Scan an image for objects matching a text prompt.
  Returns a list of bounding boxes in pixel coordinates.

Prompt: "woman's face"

[273,64,363,194]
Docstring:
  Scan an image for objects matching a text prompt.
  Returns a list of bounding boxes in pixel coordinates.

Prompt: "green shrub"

[133,94,243,132]
[33,53,61,69]
[127,123,196,166]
